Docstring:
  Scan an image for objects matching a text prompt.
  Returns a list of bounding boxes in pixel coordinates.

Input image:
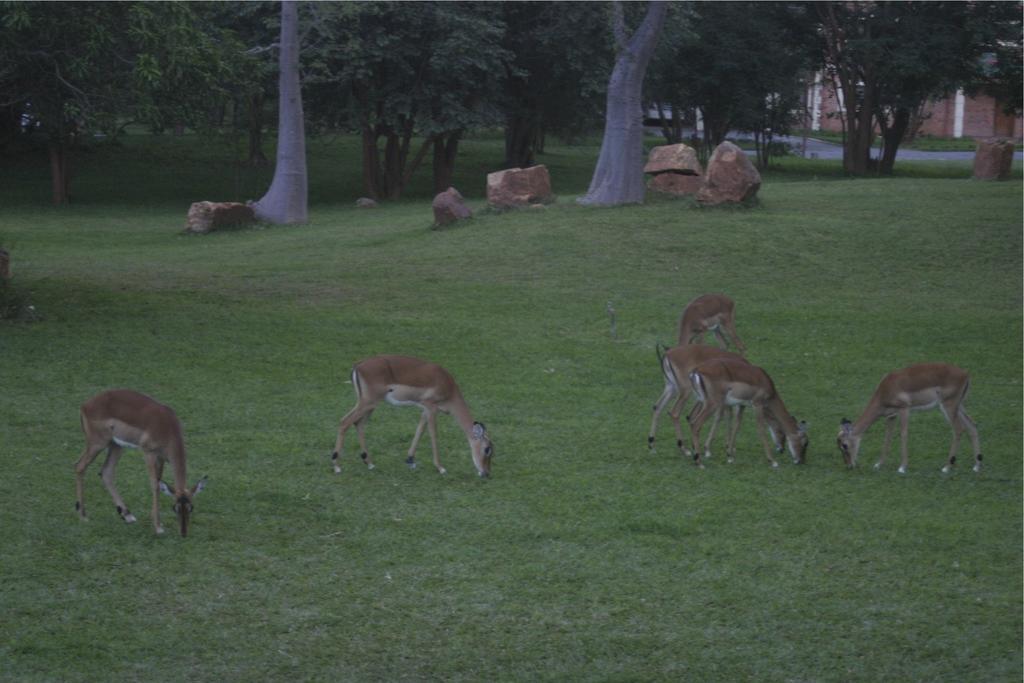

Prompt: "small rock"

[432,187,473,226]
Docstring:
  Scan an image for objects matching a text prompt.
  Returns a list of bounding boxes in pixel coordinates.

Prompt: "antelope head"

[836,418,858,467]
[159,476,207,537]
[791,420,810,464]
[470,422,494,479]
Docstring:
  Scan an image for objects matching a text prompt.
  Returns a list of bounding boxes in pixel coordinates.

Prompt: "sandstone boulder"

[973,138,1015,180]
[695,142,761,205]
[644,143,702,175]
[486,165,553,209]
[432,187,473,226]
[648,173,704,196]
[185,201,255,234]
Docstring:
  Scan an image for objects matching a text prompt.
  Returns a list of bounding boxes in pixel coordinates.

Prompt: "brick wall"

[814,82,1022,139]
[918,98,955,137]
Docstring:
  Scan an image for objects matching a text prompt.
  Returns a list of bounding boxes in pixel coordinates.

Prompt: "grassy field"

[0,133,1021,682]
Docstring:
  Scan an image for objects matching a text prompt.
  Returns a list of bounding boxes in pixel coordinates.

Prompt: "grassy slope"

[0,135,1021,682]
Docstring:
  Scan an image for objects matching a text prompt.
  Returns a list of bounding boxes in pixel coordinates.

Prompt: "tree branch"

[612,1,628,52]
[244,43,280,56]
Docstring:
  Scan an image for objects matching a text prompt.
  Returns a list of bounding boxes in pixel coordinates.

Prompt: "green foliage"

[0,1,241,138]
[499,1,614,165]
[816,1,1022,174]
[648,2,817,166]
[963,2,1023,114]
[303,1,512,198]
[0,134,1021,680]
[305,2,509,136]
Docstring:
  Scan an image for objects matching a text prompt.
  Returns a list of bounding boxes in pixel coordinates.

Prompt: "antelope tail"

[689,371,707,403]
[656,343,682,391]
[351,368,363,401]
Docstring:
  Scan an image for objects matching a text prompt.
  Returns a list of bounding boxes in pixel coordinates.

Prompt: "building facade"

[807,74,1022,139]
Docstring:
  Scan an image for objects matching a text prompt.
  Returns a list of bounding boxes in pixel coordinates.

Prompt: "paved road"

[778,134,1023,161]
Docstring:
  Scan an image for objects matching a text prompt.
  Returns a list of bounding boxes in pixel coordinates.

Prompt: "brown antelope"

[75,389,206,536]
[332,355,493,477]
[837,363,981,474]
[648,344,786,459]
[678,293,746,353]
[688,358,808,468]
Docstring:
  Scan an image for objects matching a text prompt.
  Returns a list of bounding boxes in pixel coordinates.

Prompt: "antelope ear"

[158,480,174,498]
[472,422,486,440]
[839,418,852,434]
[191,476,208,497]
[798,420,809,434]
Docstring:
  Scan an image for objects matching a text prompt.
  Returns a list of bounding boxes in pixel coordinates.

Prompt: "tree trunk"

[834,76,875,175]
[383,132,402,200]
[504,112,537,169]
[850,83,876,174]
[878,106,910,175]
[0,105,19,149]
[819,4,878,176]
[432,131,461,194]
[247,92,268,166]
[654,100,682,144]
[700,107,732,160]
[578,1,668,207]
[251,0,307,224]
[361,125,383,199]
[48,139,69,205]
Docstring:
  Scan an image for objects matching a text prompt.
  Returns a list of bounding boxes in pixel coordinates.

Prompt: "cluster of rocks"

[431,164,555,227]
[645,141,761,205]
[182,134,1020,232]
[185,146,768,232]
[185,201,255,234]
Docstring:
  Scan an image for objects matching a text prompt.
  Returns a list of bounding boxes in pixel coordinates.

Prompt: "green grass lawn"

[0,134,1021,682]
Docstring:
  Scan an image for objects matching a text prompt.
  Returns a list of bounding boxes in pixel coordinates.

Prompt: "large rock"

[973,138,1015,180]
[695,142,761,205]
[648,172,704,196]
[185,201,255,234]
[486,165,553,209]
[432,187,473,226]
[644,143,702,175]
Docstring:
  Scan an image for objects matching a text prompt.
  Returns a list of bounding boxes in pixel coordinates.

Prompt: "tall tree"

[817,1,1021,175]
[306,2,508,200]
[251,0,307,224]
[206,1,281,166]
[499,2,612,169]
[578,1,667,207]
[0,1,236,204]
[648,3,817,168]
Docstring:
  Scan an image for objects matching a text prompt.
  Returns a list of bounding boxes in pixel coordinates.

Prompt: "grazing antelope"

[678,293,746,353]
[837,363,981,474]
[648,344,786,458]
[332,355,493,478]
[75,389,207,536]
[688,358,808,468]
